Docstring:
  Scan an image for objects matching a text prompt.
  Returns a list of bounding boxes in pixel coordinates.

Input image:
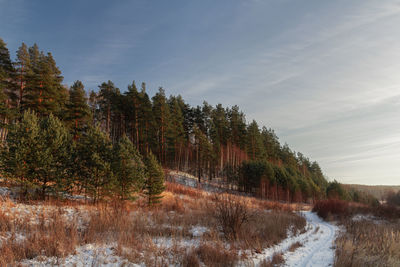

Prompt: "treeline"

[0,38,345,203]
[2,110,165,204]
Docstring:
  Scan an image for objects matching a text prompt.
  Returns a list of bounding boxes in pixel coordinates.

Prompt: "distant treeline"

[0,38,373,204]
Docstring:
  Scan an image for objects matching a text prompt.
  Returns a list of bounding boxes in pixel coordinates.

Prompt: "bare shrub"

[260,252,285,267]
[288,241,303,252]
[196,242,238,267]
[182,249,200,267]
[313,199,349,220]
[212,193,251,240]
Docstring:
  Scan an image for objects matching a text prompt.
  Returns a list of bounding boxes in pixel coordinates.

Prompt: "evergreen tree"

[35,114,71,199]
[88,90,100,124]
[22,45,66,117]
[0,38,15,139]
[14,42,31,108]
[65,80,91,139]
[124,81,140,148]
[246,120,263,160]
[1,110,40,197]
[137,82,154,154]
[152,87,170,164]
[98,80,117,136]
[167,96,185,168]
[112,135,145,200]
[75,124,113,203]
[144,152,165,205]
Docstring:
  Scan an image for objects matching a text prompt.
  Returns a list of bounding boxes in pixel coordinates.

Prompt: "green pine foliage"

[65,80,91,138]
[21,44,67,117]
[144,152,165,205]
[35,113,72,199]
[75,125,114,203]
[0,37,342,204]
[0,38,14,131]
[1,111,71,199]
[1,110,40,197]
[112,135,145,200]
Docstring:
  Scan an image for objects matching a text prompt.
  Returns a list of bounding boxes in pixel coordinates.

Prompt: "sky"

[1,0,400,185]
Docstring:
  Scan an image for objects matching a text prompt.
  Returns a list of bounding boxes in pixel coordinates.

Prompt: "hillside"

[0,37,329,203]
[0,178,345,267]
[343,184,400,201]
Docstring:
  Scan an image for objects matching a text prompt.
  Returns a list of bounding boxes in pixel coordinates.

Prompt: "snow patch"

[246,211,339,267]
[20,244,140,267]
[190,226,209,237]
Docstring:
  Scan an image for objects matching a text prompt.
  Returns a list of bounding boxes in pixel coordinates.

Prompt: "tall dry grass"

[335,220,400,267]
[0,183,307,266]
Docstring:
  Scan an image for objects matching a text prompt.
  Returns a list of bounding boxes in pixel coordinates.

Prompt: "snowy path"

[249,211,338,267]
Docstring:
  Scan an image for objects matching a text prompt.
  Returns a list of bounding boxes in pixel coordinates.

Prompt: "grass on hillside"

[0,181,306,266]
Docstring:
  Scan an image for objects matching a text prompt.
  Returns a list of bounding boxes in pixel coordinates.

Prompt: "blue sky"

[1,0,400,185]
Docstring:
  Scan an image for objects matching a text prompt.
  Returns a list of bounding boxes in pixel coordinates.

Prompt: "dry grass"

[260,252,285,267]
[313,199,400,221]
[0,208,79,266]
[0,182,307,266]
[334,219,400,267]
[288,241,303,252]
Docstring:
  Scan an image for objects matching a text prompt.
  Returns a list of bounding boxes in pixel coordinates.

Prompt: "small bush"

[288,241,302,252]
[313,199,349,220]
[212,193,251,240]
[196,243,238,267]
[182,249,200,267]
[260,252,285,267]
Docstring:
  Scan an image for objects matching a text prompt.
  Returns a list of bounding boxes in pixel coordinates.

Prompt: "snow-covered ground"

[248,211,339,267]
[1,183,340,266]
[20,244,140,267]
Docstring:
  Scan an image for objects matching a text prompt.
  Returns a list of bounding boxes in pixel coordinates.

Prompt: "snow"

[190,225,209,237]
[0,186,13,199]
[20,244,141,267]
[247,211,339,267]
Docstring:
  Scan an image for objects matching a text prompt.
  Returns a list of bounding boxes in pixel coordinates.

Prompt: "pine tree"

[0,38,15,140]
[65,80,91,139]
[152,87,170,164]
[193,125,213,182]
[211,104,229,172]
[22,45,66,117]
[112,135,145,201]
[35,114,71,199]
[124,81,140,148]
[246,120,263,160]
[167,96,185,169]
[98,81,117,136]
[137,82,154,154]
[1,110,40,197]
[88,90,99,124]
[75,124,113,203]
[14,42,31,108]
[144,152,165,205]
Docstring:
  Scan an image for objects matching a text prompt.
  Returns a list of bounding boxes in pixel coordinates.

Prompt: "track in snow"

[250,211,339,267]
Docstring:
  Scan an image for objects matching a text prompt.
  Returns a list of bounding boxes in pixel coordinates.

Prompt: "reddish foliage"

[312,199,349,219]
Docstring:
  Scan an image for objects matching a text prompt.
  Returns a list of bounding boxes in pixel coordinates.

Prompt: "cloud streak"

[1,0,399,184]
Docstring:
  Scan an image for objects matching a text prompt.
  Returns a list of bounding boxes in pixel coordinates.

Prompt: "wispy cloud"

[2,0,399,184]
